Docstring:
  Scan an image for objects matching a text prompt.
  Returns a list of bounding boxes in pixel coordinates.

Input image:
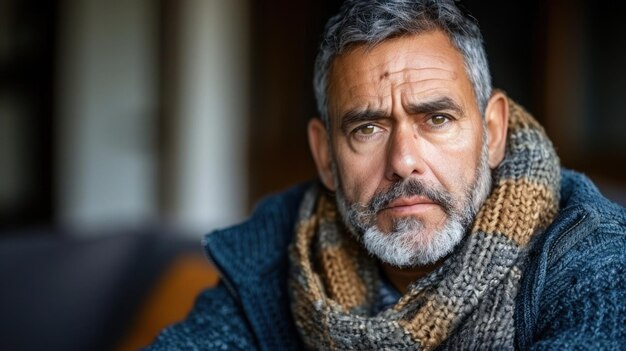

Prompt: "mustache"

[368,178,454,216]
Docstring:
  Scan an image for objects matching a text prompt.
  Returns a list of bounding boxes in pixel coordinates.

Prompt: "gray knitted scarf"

[288,99,561,350]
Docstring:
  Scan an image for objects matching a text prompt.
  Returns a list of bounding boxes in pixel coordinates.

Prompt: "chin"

[362,217,466,267]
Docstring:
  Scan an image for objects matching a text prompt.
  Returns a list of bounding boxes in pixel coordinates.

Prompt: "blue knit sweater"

[146,170,626,350]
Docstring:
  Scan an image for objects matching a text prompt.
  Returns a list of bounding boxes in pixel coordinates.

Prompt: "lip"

[382,196,438,215]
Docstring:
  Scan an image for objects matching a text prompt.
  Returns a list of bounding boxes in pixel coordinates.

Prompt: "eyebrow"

[339,96,465,134]
[404,96,464,117]
[340,108,389,134]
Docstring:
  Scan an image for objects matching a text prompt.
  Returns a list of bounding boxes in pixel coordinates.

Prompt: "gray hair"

[313,0,492,129]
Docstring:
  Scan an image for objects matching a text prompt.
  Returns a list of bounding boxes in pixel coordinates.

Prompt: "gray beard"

[332,139,492,268]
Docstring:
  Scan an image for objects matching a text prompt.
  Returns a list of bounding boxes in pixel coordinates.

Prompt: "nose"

[385,123,426,181]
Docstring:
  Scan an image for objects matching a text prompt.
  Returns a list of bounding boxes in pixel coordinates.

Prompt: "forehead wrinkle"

[345,66,455,87]
[346,81,391,98]
[386,67,457,82]
[343,67,456,97]
[393,78,458,92]
[401,87,469,112]
[399,86,457,103]
[344,75,456,105]
[396,80,460,98]
[340,90,389,117]
[358,47,456,71]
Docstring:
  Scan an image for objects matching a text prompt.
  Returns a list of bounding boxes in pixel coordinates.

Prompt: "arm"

[144,283,257,351]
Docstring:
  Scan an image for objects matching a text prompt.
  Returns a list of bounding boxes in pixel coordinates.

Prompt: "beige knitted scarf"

[288,100,561,350]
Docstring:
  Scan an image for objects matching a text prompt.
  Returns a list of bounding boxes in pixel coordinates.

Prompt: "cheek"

[424,127,482,191]
[335,144,387,203]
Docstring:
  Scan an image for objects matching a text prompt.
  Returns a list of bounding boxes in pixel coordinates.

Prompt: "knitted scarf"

[288,99,561,350]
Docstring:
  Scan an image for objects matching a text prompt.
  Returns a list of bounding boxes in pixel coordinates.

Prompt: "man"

[148,0,625,349]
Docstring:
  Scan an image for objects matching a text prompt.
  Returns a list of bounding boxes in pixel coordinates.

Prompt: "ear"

[484,91,509,169]
[308,118,336,191]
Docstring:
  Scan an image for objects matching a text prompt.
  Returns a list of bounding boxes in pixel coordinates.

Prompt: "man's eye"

[428,115,450,126]
[356,124,378,135]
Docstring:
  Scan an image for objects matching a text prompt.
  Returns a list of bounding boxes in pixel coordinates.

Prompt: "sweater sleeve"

[144,282,258,351]
[529,230,626,350]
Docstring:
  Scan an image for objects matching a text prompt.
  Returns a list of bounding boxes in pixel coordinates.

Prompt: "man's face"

[323,31,493,267]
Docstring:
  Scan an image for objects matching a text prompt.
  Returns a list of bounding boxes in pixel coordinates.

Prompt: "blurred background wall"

[0,0,625,349]
[1,0,251,235]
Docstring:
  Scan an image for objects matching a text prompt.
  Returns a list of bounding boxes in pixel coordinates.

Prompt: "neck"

[381,259,446,294]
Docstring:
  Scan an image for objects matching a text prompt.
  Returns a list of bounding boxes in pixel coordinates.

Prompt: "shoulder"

[543,170,625,308]
[559,169,625,232]
[515,169,626,349]
[529,169,625,274]
[540,169,625,268]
